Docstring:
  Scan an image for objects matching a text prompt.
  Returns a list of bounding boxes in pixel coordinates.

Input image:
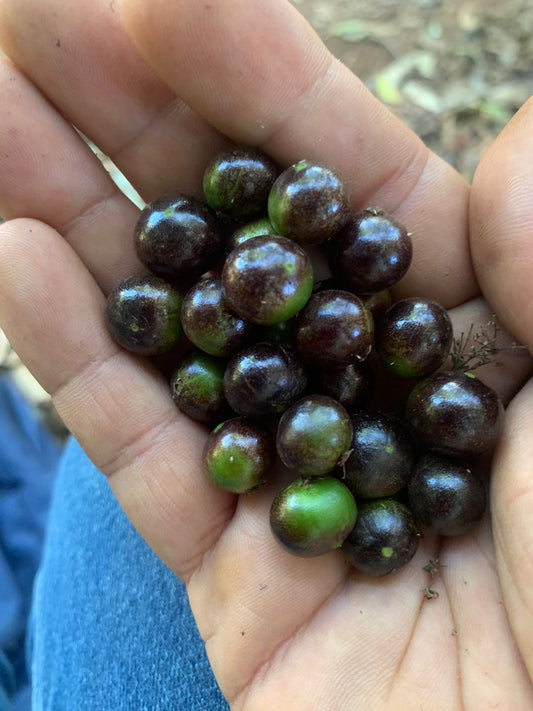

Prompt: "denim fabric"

[0,375,62,709]
[30,438,229,710]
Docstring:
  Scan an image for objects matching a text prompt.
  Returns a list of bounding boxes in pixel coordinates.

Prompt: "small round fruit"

[344,499,420,577]
[202,147,279,222]
[181,272,255,357]
[375,298,453,378]
[133,195,223,280]
[222,235,314,325]
[268,160,351,245]
[223,342,307,419]
[270,476,357,557]
[293,290,374,367]
[204,417,274,493]
[276,395,353,477]
[343,412,415,499]
[407,454,486,536]
[105,275,183,356]
[406,371,504,457]
[171,351,231,424]
[328,208,412,294]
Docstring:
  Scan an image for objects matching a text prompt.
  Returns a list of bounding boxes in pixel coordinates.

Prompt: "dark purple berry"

[406,371,504,457]
[181,272,255,357]
[268,160,351,245]
[328,208,412,294]
[276,395,353,477]
[223,342,307,418]
[376,298,453,378]
[343,412,415,499]
[407,453,486,536]
[203,147,279,222]
[133,195,223,280]
[105,275,183,356]
[344,499,420,577]
[293,290,374,367]
[222,235,313,325]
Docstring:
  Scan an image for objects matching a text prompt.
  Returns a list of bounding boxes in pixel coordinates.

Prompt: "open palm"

[1,1,533,708]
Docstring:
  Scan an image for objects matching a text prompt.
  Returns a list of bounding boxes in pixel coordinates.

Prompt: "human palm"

[1,0,533,708]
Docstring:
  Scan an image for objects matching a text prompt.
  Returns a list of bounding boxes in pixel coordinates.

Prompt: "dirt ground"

[292,0,533,181]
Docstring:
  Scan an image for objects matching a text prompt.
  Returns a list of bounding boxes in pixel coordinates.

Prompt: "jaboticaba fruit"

[328,208,412,294]
[181,272,255,357]
[222,235,314,325]
[105,274,183,356]
[270,476,357,557]
[223,342,307,418]
[276,394,353,477]
[344,499,420,577]
[170,351,231,424]
[268,159,351,245]
[407,453,486,536]
[202,147,279,223]
[375,297,453,378]
[406,371,504,457]
[293,290,374,367]
[133,195,224,280]
[203,417,274,494]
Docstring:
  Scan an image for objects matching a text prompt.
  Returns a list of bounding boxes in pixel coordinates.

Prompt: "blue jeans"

[29,437,229,710]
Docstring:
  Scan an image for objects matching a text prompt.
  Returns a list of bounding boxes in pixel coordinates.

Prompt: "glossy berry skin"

[133,195,223,280]
[202,147,279,222]
[171,351,231,424]
[328,208,412,294]
[407,454,486,536]
[223,342,307,419]
[406,371,504,457]
[105,275,183,356]
[268,160,351,245]
[270,476,357,557]
[203,417,274,494]
[293,290,374,368]
[276,395,353,477]
[344,499,420,577]
[310,360,374,411]
[343,412,415,499]
[222,235,314,325]
[181,272,255,357]
[376,298,453,378]
[226,216,278,253]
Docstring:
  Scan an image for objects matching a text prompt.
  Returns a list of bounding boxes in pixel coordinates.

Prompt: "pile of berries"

[105,147,504,577]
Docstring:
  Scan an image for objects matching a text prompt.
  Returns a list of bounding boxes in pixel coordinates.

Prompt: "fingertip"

[470,98,533,350]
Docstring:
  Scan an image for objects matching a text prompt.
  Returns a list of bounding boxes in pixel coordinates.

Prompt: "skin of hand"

[0,0,532,708]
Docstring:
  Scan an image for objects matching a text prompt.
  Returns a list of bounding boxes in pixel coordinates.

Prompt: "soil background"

[292,0,533,181]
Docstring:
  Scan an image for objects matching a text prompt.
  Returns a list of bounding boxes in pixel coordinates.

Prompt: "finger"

[470,97,533,351]
[489,378,533,680]
[0,59,141,291]
[122,0,474,307]
[0,0,230,201]
[0,218,235,580]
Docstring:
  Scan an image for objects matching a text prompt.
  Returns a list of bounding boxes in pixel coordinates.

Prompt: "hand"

[0,0,532,708]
